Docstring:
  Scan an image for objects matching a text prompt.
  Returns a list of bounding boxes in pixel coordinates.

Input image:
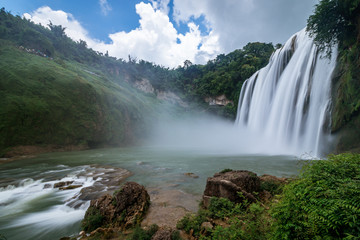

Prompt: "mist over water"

[149,29,338,158]
[147,114,297,156]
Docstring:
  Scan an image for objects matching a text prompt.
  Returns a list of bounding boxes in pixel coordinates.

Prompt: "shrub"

[176,210,208,237]
[130,224,159,240]
[208,197,243,219]
[210,218,245,240]
[271,153,360,239]
[220,168,233,173]
[81,207,104,232]
[260,179,284,195]
[207,203,270,240]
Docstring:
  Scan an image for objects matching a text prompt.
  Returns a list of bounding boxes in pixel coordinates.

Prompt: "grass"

[0,40,159,156]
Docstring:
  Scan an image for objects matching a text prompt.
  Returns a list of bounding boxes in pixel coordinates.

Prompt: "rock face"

[112,181,150,228]
[204,94,234,106]
[82,182,150,232]
[203,170,260,207]
[131,78,188,108]
[151,227,174,240]
[133,78,155,94]
[156,90,188,107]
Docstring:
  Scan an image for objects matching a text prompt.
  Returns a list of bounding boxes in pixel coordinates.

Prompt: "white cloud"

[173,0,317,54]
[149,0,170,14]
[99,0,112,16]
[22,1,316,68]
[23,4,220,68]
[23,6,99,47]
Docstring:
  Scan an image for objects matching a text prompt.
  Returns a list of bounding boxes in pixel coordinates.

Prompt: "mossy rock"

[82,182,150,232]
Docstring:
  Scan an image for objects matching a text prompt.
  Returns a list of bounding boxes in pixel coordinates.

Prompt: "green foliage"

[174,42,274,119]
[208,197,243,219]
[81,207,104,232]
[306,0,360,56]
[177,196,272,240]
[130,224,159,240]
[307,0,360,151]
[176,210,208,237]
[210,218,245,240]
[170,230,182,240]
[260,180,284,195]
[220,168,233,173]
[0,10,163,154]
[271,153,360,239]
[178,154,360,239]
[208,203,270,240]
[332,41,360,135]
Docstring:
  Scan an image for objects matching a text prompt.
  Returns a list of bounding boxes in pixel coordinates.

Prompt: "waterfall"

[235,29,337,157]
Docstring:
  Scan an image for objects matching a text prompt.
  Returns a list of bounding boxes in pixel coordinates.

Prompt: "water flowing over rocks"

[76,166,132,201]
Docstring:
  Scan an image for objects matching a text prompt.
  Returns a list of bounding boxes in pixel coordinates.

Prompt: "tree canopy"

[306,0,360,55]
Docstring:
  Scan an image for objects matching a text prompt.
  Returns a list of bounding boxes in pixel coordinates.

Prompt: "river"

[0,147,301,240]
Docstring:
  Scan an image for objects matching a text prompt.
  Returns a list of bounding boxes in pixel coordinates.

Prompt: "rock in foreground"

[82,181,150,232]
[203,170,260,207]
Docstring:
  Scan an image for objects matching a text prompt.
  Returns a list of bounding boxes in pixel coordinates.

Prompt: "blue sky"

[1,0,318,67]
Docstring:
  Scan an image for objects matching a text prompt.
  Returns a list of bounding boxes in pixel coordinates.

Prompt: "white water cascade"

[236,29,337,157]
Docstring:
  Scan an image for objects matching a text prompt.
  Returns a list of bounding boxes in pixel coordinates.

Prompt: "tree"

[48,21,66,38]
[306,0,360,55]
[78,39,87,48]
[183,59,192,69]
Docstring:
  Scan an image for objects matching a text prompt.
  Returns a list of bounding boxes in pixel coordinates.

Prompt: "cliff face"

[204,95,234,107]
[331,13,360,153]
[132,78,188,107]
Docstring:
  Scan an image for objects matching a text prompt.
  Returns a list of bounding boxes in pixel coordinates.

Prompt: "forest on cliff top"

[0,7,275,156]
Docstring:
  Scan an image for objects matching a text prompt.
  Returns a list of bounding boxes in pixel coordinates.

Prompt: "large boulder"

[151,227,174,240]
[203,170,260,207]
[82,182,150,232]
[112,181,150,228]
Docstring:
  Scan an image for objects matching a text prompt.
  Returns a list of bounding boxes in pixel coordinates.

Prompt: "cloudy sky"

[2,0,318,67]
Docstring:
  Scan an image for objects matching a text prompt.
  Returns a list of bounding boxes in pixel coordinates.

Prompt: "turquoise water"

[0,147,302,239]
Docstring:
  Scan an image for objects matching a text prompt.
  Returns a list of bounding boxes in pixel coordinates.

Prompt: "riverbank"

[0,145,90,164]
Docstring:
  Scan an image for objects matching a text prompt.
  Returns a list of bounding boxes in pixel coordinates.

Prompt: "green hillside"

[0,40,160,156]
[0,7,276,156]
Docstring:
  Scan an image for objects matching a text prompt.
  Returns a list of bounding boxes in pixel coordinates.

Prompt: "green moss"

[81,207,104,232]
[219,168,233,174]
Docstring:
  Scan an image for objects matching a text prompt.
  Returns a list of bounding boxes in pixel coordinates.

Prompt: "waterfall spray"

[236,29,337,157]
